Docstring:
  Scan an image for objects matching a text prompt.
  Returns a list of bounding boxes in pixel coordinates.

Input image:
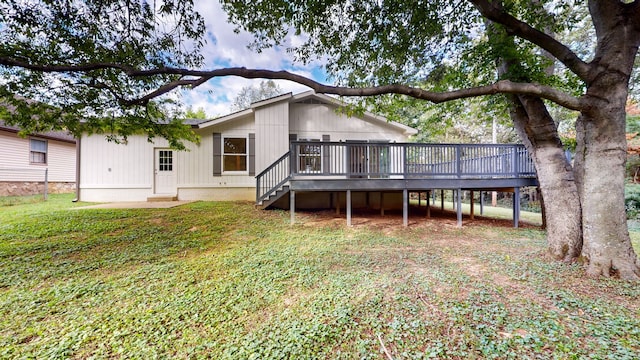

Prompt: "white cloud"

[177,1,327,117]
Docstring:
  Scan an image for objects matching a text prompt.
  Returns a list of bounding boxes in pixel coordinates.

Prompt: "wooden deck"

[256,141,539,227]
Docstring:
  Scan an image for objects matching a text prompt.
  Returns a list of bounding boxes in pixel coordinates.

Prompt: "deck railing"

[256,142,536,203]
[290,141,535,178]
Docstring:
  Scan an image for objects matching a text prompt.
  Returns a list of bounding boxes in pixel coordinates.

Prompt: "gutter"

[72,136,81,202]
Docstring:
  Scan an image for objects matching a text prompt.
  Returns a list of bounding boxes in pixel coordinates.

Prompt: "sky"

[179,1,328,118]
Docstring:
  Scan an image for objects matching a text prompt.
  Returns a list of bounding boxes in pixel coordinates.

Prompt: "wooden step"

[147,195,178,202]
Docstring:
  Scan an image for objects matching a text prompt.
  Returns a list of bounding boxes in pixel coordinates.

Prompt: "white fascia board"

[250,92,293,109]
[197,109,253,129]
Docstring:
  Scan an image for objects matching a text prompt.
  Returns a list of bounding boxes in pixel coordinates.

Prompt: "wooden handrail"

[255,151,291,204]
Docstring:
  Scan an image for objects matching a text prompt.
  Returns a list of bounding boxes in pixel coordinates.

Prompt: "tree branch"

[0,56,583,111]
[468,0,594,82]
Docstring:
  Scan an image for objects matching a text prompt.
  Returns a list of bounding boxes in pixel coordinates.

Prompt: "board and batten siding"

[80,134,175,201]
[0,130,76,182]
[177,116,255,189]
[255,100,290,174]
[80,115,258,202]
[80,134,158,189]
[289,103,408,142]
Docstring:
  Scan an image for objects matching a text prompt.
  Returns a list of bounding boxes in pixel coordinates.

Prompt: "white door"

[155,149,177,194]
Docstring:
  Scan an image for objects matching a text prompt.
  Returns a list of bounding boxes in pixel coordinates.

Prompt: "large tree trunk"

[507,95,583,261]
[575,84,640,280]
[572,1,640,280]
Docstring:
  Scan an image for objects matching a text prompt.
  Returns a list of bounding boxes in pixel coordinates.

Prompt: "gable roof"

[197,91,418,136]
[0,120,76,143]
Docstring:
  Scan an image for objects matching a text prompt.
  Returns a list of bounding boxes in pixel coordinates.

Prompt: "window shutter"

[213,132,222,176]
[322,134,330,173]
[248,133,255,176]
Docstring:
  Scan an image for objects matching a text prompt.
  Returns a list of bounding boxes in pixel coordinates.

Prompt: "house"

[78,90,538,227]
[77,91,418,204]
[0,120,77,196]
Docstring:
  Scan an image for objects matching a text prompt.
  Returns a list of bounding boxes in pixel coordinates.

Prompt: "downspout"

[72,136,81,202]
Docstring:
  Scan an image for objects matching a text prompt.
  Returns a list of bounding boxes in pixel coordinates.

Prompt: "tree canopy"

[0,0,205,148]
[230,80,284,112]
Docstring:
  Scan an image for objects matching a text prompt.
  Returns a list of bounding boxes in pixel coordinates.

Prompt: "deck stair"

[257,185,290,209]
[256,150,291,208]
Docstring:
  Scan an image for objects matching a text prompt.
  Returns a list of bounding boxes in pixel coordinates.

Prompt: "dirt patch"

[298,205,541,232]
[450,256,488,277]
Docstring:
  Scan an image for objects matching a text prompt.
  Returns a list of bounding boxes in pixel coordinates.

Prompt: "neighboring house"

[0,120,77,196]
[78,91,418,204]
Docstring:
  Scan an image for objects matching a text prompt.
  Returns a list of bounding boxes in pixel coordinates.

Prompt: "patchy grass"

[1,197,638,359]
[430,200,543,225]
[0,194,47,207]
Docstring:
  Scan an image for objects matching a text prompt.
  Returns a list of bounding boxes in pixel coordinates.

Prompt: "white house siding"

[289,103,409,176]
[177,116,256,201]
[289,103,408,142]
[0,130,75,183]
[78,92,416,203]
[79,134,160,202]
[80,115,258,202]
[255,100,289,174]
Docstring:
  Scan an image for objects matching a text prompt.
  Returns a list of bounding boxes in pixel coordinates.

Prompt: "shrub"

[624,184,640,219]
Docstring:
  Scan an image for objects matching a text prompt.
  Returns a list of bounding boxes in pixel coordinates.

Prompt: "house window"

[158,150,173,171]
[223,137,247,172]
[299,140,321,173]
[30,138,47,164]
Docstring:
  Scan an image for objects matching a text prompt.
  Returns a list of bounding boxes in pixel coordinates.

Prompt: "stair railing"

[255,151,291,204]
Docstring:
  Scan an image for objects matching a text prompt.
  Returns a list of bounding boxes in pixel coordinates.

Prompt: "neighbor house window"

[223,137,247,171]
[30,138,47,164]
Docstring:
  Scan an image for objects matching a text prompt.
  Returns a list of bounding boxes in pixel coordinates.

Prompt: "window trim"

[222,136,249,174]
[157,149,174,172]
[29,137,48,165]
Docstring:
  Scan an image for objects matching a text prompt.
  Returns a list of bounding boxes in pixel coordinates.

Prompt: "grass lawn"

[419,200,543,225]
[1,195,639,359]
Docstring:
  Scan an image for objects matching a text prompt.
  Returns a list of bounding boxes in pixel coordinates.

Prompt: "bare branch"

[468,0,594,82]
[0,56,583,110]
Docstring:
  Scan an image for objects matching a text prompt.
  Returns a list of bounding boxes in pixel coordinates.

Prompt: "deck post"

[336,193,340,215]
[453,190,456,211]
[403,189,409,227]
[456,188,462,228]
[346,190,352,226]
[418,192,421,207]
[470,190,475,220]
[513,187,520,228]
[380,192,385,216]
[290,190,295,225]
[480,191,484,215]
[441,189,444,211]
[426,190,431,218]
